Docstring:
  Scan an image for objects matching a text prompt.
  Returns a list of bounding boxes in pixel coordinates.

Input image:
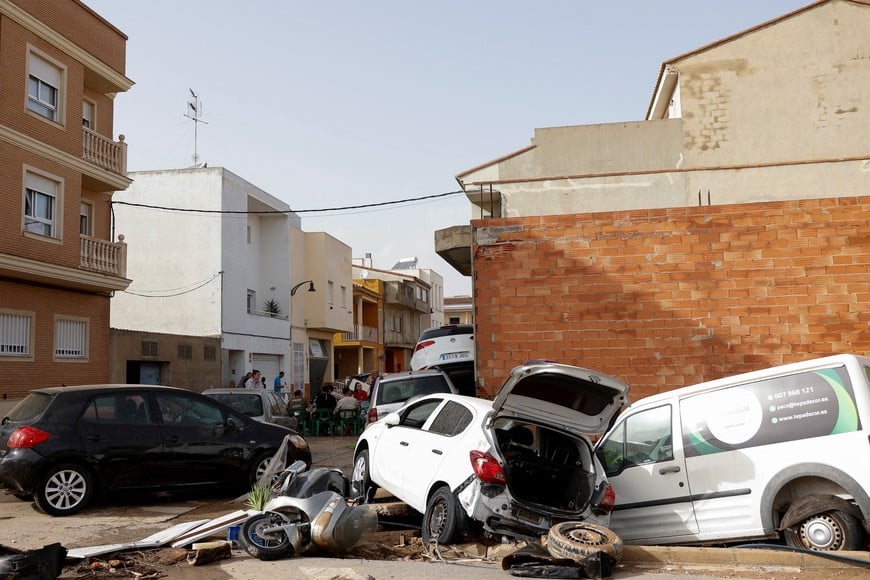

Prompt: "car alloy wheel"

[34,463,93,517]
[351,449,376,503]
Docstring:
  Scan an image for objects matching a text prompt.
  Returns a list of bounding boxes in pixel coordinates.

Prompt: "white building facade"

[110,167,299,391]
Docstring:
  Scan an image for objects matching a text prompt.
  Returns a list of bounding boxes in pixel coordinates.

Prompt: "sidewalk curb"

[622,545,870,570]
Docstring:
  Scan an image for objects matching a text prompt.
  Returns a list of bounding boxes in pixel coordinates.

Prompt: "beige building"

[0,0,132,404]
[333,279,384,382]
[349,263,431,373]
[438,0,870,274]
[444,295,473,325]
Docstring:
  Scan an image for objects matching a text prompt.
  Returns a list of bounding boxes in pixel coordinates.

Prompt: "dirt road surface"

[2,436,868,578]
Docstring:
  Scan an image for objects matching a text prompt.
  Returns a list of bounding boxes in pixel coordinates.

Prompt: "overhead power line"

[111,189,465,215]
[122,271,223,298]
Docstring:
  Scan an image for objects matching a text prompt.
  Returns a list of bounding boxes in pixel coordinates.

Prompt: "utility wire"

[122,271,222,298]
[111,190,465,215]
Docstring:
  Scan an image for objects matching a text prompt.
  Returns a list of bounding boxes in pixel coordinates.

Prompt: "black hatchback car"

[0,384,311,516]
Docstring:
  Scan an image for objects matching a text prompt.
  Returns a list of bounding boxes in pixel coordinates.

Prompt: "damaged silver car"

[352,360,630,543]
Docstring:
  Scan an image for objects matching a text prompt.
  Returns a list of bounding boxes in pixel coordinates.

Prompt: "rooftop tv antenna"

[185,89,208,166]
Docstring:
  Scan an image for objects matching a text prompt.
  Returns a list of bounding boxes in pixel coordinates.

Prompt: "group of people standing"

[238,370,288,393]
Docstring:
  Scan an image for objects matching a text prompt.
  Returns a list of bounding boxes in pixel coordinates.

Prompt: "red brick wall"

[0,281,110,400]
[472,196,870,401]
[0,145,84,268]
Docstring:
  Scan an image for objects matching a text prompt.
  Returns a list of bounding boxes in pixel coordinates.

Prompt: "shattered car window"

[428,401,473,437]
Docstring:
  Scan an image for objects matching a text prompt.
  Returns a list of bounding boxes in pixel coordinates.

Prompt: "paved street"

[1,436,868,579]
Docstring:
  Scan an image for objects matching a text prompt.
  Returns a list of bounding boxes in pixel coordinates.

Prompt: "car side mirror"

[225,417,240,433]
[384,413,400,428]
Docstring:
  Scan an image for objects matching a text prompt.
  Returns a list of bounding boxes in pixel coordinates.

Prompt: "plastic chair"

[334,408,359,436]
[311,407,334,436]
[290,407,309,436]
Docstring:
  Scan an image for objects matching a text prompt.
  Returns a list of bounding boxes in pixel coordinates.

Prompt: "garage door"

[251,354,280,390]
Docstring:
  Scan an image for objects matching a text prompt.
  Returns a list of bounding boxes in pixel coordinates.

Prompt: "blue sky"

[84,0,810,297]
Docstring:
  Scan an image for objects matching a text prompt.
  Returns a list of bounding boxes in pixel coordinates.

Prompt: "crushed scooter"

[238,459,378,561]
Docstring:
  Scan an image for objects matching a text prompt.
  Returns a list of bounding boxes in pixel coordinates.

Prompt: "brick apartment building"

[0,0,132,401]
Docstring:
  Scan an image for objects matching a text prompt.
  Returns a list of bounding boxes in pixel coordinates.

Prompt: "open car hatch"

[491,361,630,435]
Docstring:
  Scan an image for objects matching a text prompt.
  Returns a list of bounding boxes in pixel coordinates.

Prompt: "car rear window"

[210,393,264,417]
[5,392,53,421]
[420,325,473,340]
[377,375,452,405]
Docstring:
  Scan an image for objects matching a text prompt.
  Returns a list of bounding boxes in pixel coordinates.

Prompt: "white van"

[595,353,870,551]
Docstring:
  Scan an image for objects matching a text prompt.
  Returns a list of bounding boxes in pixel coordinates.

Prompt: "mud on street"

[2,436,869,579]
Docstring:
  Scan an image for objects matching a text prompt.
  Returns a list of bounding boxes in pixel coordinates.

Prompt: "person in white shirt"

[244,370,261,389]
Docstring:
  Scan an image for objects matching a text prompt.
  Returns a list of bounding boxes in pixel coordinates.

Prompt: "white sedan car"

[351,360,630,544]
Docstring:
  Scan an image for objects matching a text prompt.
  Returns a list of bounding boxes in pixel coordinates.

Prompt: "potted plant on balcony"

[264,298,281,317]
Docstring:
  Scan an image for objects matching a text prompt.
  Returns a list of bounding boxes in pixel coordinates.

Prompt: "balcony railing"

[341,325,379,342]
[248,308,289,321]
[82,128,127,175]
[80,234,127,277]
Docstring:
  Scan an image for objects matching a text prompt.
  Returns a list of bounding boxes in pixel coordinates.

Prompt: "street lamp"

[289,281,316,330]
[289,280,316,394]
[291,280,316,296]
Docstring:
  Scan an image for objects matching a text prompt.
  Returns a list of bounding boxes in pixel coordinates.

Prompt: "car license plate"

[440,352,469,361]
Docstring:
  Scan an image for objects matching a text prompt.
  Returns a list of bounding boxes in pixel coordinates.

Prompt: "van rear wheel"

[783,509,864,551]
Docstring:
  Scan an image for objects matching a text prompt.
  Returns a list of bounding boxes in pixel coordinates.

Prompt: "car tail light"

[414,340,436,352]
[594,483,616,512]
[367,407,378,423]
[470,450,506,484]
[7,426,51,449]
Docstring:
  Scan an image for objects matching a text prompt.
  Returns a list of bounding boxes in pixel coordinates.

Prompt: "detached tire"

[239,512,295,561]
[783,509,864,551]
[33,463,94,516]
[547,521,623,562]
[422,486,466,545]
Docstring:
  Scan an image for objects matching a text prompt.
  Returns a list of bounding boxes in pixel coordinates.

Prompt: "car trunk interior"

[493,418,595,513]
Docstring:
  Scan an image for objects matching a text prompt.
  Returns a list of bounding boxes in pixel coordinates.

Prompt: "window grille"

[0,313,31,356]
[55,319,86,358]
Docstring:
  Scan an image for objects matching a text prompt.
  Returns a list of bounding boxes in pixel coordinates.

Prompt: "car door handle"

[431,449,443,455]
[163,435,180,444]
[659,465,681,474]
[400,441,409,447]
[85,434,101,442]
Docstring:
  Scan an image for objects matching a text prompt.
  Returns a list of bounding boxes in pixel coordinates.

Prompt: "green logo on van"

[683,366,861,457]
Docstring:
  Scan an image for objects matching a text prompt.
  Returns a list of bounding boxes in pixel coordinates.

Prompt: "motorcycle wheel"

[239,512,295,561]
